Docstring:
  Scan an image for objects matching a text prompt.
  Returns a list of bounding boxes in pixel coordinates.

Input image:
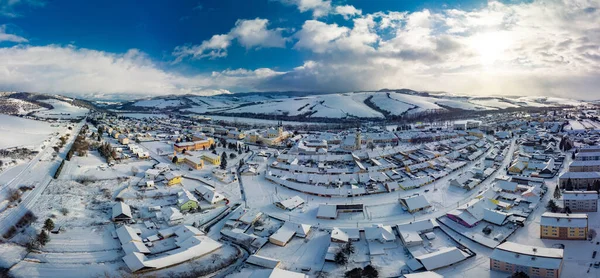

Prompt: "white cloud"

[0,0,45,17]
[230,18,286,49]
[280,0,332,18]
[293,20,349,53]
[0,45,283,99]
[334,5,361,19]
[173,18,285,62]
[270,0,600,99]
[173,34,232,61]
[0,24,27,43]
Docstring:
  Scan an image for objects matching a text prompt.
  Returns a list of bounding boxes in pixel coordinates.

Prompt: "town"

[0,94,598,278]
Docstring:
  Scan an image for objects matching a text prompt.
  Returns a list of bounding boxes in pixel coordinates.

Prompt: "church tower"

[277,120,283,137]
[355,128,361,150]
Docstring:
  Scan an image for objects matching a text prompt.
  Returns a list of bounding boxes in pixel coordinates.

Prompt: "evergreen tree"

[362,265,379,278]
[546,200,559,213]
[37,230,50,246]
[43,218,54,231]
[553,185,561,200]
[342,241,355,255]
[220,152,228,170]
[566,178,574,191]
[334,251,348,265]
[172,156,178,164]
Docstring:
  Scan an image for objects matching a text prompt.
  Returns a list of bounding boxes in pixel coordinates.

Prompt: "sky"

[0,0,599,100]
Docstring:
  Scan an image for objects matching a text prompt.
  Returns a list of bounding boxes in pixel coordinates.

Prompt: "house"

[269,221,312,246]
[163,207,184,226]
[194,185,226,204]
[330,227,360,243]
[275,196,305,210]
[446,198,494,228]
[396,219,435,247]
[177,189,199,211]
[164,171,182,186]
[399,195,431,213]
[123,233,221,272]
[154,162,170,172]
[202,153,221,165]
[563,191,598,212]
[145,169,160,180]
[411,247,471,271]
[508,161,527,174]
[118,134,129,145]
[540,212,588,240]
[490,242,563,278]
[245,254,280,269]
[239,210,263,225]
[316,204,338,219]
[364,225,395,243]
[184,156,204,170]
[112,202,132,222]
[495,180,518,192]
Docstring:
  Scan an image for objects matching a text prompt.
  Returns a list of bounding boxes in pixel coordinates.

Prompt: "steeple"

[355,128,361,150]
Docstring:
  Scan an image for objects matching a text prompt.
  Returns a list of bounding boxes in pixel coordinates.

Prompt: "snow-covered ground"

[0,115,60,149]
[132,99,184,109]
[32,99,88,119]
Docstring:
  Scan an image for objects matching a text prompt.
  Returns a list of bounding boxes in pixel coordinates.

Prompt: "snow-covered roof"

[540,212,588,228]
[163,207,184,221]
[415,247,470,271]
[276,196,305,210]
[145,169,160,176]
[559,171,600,179]
[490,242,563,270]
[116,225,142,245]
[483,208,510,225]
[317,204,338,219]
[570,160,600,167]
[495,180,518,192]
[123,235,222,272]
[112,202,132,220]
[246,254,280,269]
[400,195,431,211]
[269,224,296,244]
[563,190,598,200]
[239,209,263,225]
[164,171,182,180]
[122,241,150,254]
[364,225,395,242]
[177,188,198,206]
[403,271,444,278]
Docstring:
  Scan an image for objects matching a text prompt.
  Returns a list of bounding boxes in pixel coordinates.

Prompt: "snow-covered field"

[33,99,88,119]
[132,99,184,109]
[120,113,169,119]
[0,115,59,149]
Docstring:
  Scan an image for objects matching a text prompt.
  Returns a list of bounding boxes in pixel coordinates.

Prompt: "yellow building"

[184,156,204,170]
[202,153,221,165]
[540,212,588,240]
[165,171,182,186]
[173,137,214,153]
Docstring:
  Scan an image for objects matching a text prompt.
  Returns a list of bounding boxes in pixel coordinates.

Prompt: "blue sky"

[0,0,599,99]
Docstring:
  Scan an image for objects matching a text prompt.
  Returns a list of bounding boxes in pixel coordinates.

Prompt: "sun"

[472,31,512,66]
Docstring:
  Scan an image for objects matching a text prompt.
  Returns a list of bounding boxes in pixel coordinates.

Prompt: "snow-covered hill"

[113,90,587,120]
